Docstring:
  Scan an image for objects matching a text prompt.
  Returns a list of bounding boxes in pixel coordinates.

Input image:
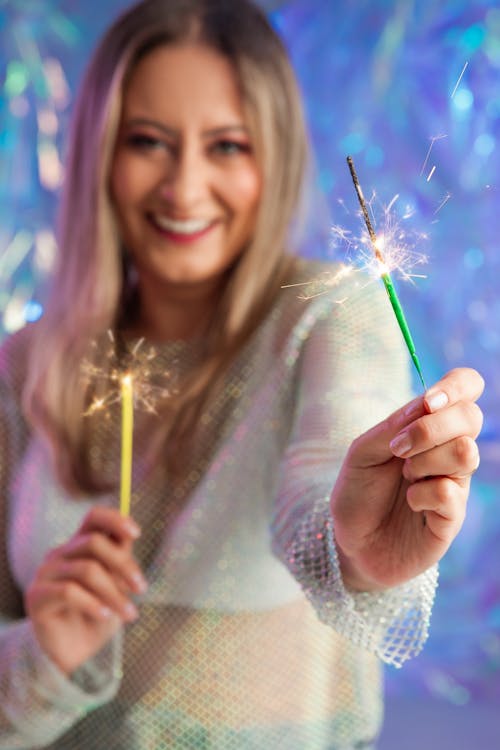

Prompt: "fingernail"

[123,602,139,621]
[125,520,141,538]
[99,606,112,619]
[132,572,148,593]
[425,390,448,412]
[390,431,412,457]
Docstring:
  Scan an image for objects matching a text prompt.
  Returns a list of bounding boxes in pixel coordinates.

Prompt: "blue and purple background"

[0,1,498,746]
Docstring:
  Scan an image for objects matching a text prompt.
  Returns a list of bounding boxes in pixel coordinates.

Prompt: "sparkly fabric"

[0,260,437,749]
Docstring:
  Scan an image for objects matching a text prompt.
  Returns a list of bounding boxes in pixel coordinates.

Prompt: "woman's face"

[110,43,262,292]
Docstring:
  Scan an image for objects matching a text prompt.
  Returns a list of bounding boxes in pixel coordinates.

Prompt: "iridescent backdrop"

[0,0,498,707]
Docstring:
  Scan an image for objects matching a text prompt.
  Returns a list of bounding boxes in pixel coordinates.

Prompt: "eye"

[126,133,165,151]
[211,139,251,156]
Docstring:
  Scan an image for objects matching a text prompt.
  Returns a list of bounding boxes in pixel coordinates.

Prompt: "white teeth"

[152,215,212,234]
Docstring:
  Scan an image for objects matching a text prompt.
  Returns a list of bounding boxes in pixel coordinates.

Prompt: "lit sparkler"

[346,155,426,389]
[82,331,174,516]
[283,190,427,303]
[332,195,428,285]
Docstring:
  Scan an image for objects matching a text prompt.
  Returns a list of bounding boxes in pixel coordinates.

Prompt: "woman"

[0,0,483,748]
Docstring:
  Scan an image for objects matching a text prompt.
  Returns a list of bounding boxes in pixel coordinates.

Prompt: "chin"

[157,266,228,288]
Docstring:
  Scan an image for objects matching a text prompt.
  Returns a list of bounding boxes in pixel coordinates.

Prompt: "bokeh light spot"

[4,61,29,98]
[34,229,57,273]
[452,88,474,111]
[474,133,495,157]
[3,294,28,334]
[37,108,59,136]
[463,247,484,270]
[37,140,64,191]
[462,23,486,52]
[340,132,365,155]
[480,330,500,351]
[23,301,43,322]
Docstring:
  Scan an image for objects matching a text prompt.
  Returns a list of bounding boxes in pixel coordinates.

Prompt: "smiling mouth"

[149,214,216,240]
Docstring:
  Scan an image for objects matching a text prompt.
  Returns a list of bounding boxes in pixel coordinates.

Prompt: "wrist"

[334,542,388,593]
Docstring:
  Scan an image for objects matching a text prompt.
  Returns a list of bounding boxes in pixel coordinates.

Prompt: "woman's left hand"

[331,367,484,591]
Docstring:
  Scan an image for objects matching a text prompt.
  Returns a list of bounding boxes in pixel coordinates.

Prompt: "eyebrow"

[123,117,249,139]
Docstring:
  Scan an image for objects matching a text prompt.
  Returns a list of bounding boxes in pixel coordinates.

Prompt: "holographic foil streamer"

[0,0,498,709]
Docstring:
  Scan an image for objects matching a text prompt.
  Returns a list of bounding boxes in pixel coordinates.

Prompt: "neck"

[125,274,225,342]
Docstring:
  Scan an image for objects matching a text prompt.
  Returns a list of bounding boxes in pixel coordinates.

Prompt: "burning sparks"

[82,331,174,417]
[283,186,428,304]
[331,194,428,285]
[281,264,353,301]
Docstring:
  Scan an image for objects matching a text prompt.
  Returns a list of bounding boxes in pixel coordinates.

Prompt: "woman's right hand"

[25,506,147,675]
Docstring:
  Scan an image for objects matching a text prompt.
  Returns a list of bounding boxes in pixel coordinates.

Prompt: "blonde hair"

[23,0,309,494]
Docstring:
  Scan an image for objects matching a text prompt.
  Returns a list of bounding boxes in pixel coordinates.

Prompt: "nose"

[159,144,207,209]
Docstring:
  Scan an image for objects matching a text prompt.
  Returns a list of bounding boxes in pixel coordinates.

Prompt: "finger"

[44,559,139,621]
[390,401,483,458]
[61,533,147,594]
[403,436,480,482]
[26,579,117,623]
[424,367,485,414]
[390,367,485,433]
[346,398,424,467]
[406,476,469,542]
[345,368,484,468]
[79,506,141,544]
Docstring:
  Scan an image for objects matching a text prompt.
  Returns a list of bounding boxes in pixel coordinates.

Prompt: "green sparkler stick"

[346,155,426,389]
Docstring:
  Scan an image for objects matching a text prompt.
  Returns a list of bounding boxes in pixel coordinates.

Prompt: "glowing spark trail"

[281,264,353,300]
[346,155,426,389]
[420,134,447,176]
[83,332,173,417]
[434,192,452,215]
[427,165,436,182]
[451,61,469,99]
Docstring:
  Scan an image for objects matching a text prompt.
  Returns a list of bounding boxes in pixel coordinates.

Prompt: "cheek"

[109,152,151,215]
[227,167,262,218]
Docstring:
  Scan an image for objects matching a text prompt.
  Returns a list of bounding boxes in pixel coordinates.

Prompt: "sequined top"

[0,261,437,749]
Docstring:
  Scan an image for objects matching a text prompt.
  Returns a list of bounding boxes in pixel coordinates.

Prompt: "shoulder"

[274,257,413,412]
[276,257,352,320]
[249,258,348,368]
[281,256,406,333]
[262,255,409,371]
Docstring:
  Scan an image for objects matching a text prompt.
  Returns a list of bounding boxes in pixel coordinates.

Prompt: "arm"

[271,279,438,667]
[0,374,123,748]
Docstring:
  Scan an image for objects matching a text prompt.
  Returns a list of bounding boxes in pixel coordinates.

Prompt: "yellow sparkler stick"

[120,373,134,516]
